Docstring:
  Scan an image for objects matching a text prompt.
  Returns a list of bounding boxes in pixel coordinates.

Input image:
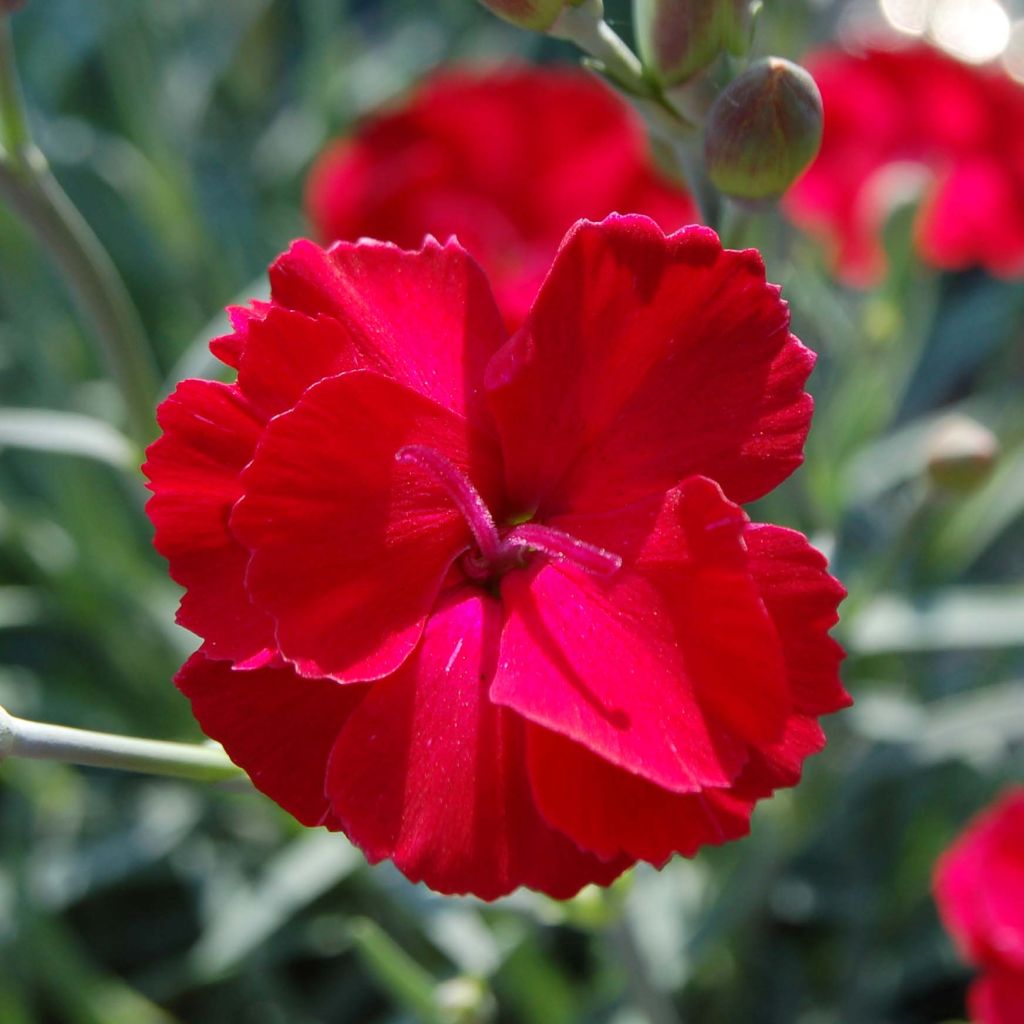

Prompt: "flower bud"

[704,56,823,203]
[477,0,588,31]
[926,415,998,494]
[635,0,754,86]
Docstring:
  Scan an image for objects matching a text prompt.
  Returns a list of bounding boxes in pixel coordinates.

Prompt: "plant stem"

[550,2,648,95]
[0,704,243,783]
[0,17,159,447]
[671,139,719,228]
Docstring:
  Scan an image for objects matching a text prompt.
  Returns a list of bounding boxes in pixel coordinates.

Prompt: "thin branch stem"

[0,17,159,447]
[0,704,244,784]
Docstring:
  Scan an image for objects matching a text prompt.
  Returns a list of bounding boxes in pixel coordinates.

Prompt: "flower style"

[786,44,1024,285]
[145,214,849,900]
[935,788,1024,1024]
[304,67,696,325]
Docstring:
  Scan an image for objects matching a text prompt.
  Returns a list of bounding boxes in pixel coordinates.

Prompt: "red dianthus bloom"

[935,789,1024,1024]
[786,44,1024,285]
[304,67,697,325]
[145,214,849,900]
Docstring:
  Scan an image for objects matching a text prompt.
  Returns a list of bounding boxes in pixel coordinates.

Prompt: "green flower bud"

[635,0,754,86]
[477,0,588,32]
[704,56,823,203]
[926,415,998,494]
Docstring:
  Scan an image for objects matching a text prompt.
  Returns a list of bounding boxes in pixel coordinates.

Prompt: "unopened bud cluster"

[476,0,824,204]
[477,0,589,31]
[636,0,755,86]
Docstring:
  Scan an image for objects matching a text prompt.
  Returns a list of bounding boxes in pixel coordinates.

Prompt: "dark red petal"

[176,652,366,829]
[492,477,792,792]
[526,724,754,864]
[486,215,812,515]
[728,714,827,800]
[232,371,504,683]
[210,302,272,369]
[143,380,275,662]
[326,590,633,900]
[969,969,1024,1024]
[235,307,363,420]
[265,237,506,424]
[745,523,850,716]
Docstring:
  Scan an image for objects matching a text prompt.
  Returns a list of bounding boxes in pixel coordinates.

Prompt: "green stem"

[0,13,30,168]
[671,139,718,228]
[550,2,648,95]
[0,704,243,783]
[0,17,159,446]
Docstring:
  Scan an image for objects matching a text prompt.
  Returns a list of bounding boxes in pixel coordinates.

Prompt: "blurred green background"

[1,1,1023,1021]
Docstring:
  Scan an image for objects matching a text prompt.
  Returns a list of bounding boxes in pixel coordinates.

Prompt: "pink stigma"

[396,445,621,582]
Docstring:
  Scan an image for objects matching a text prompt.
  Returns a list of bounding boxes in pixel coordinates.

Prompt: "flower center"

[396,445,622,583]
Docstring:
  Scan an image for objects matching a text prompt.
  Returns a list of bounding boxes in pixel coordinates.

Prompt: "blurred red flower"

[935,788,1024,1023]
[304,67,697,325]
[786,44,1024,285]
[145,214,849,900]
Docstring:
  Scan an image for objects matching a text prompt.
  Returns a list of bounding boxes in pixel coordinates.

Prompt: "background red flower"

[934,788,1024,1023]
[304,67,697,325]
[145,215,849,900]
[786,44,1024,284]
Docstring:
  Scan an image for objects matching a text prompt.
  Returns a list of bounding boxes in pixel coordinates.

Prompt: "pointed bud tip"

[704,56,824,202]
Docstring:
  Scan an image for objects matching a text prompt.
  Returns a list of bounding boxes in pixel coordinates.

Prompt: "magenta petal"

[176,652,367,828]
[325,590,633,900]
[266,236,507,423]
[232,371,504,683]
[144,380,275,662]
[486,214,813,515]
[936,789,1024,972]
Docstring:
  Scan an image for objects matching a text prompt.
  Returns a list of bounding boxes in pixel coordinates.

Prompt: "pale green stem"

[0,17,159,447]
[719,198,756,248]
[671,139,718,228]
[0,704,243,783]
[549,2,648,95]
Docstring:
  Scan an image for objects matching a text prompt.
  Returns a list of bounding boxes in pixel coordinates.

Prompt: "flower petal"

[326,590,633,900]
[525,724,754,864]
[265,236,507,424]
[486,215,813,516]
[144,380,275,663]
[744,523,850,716]
[969,968,1024,1024]
[491,476,791,793]
[176,652,366,828]
[232,370,504,683]
[936,789,1024,971]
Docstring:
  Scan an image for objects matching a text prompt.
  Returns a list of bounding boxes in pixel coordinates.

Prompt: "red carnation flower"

[304,67,697,326]
[145,214,849,900]
[786,44,1024,285]
[935,788,1024,1023]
